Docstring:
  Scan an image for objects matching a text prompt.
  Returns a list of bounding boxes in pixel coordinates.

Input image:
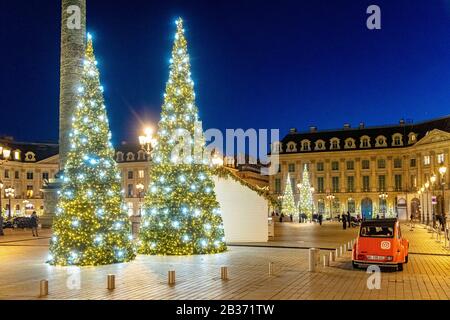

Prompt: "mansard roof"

[280,115,450,153]
[0,137,59,162]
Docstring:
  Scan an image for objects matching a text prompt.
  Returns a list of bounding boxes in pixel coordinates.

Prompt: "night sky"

[1,0,450,146]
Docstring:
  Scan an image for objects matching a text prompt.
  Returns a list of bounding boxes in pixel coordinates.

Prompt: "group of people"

[338,212,362,230]
[0,211,40,237]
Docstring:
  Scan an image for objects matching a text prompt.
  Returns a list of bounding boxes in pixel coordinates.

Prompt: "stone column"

[59,0,87,170]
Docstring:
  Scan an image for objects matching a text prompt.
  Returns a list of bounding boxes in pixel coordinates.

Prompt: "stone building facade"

[269,116,450,222]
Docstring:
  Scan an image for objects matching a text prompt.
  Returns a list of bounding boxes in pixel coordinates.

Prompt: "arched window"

[360,136,371,148]
[408,132,417,145]
[330,138,340,150]
[301,140,311,151]
[138,150,146,161]
[392,133,403,146]
[271,141,281,154]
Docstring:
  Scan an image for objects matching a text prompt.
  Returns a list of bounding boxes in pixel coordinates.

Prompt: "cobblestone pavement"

[0,223,449,300]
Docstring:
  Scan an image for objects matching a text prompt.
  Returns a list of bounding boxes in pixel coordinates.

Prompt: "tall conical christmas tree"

[49,34,135,266]
[298,164,314,220]
[139,18,227,255]
[281,173,297,217]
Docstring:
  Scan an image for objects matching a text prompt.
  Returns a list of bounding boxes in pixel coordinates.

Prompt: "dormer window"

[360,136,371,148]
[12,150,21,161]
[315,140,326,151]
[375,136,387,147]
[271,141,281,154]
[116,152,124,162]
[126,152,135,161]
[392,133,403,146]
[330,138,340,150]
[25,152,36,162]
[286,141,297,153]
[138,150,146,161]
[301,140,311,151]
[408,132,417,145]
[344,138,356,149]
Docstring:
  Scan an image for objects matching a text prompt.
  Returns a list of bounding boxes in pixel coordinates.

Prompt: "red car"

[352,218,409,271]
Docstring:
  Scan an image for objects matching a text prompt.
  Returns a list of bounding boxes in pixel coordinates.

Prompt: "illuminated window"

[14,150,21,160]
[138,170,145,179]
[437,153,445,164]
[424,155,431,166]
[26,186,34,198]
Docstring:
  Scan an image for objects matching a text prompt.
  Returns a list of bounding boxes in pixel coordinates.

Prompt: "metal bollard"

[269,262,274,276]
[168,271,176,285]
[329,251,336,262]
[40,280,48,297]
[221,267,228,280]
[107,274,115,290]
[309,248,319,272]
[323,254,330,267]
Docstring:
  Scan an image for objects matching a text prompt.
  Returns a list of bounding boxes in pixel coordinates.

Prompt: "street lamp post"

[0,145,12,219]
[379,192,388,218]
[0,181,3,219]
[430,175,437,228]
[5,187,15,220]
[439,166,447,223]
[425,181,430,226]
[136,183,144,217]
[326,193,335,220]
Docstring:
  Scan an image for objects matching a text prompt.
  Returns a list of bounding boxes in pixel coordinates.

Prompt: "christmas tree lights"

[281,173,297,217]
[298,164,314,220]
[48,35,135,266]
[138,18,227,255]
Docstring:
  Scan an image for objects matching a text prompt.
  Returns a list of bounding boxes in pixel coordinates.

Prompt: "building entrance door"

[361,198,373,220]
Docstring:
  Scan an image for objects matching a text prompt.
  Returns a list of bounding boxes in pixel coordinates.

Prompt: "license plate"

[367,255,385,261]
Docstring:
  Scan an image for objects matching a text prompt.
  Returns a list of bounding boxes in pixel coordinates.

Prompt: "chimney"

[309,126,317,133]
[359,122,365,129]
[343,123,351,130]
[289,128,297,133]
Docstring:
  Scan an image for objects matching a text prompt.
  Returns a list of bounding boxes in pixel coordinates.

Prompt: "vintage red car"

[352,218,409,271]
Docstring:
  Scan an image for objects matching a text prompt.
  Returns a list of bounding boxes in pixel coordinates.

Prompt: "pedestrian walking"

[342,214,347,230]
[30,211,39,237]
[280,213,284,223]
[347,211,351,228]
[290,214,293,222]
[318,213,323,226]
[0,213,4,236]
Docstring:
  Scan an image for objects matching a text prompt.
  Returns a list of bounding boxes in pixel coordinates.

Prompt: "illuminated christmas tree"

[281,173,297,217]
[298,164,314,219]
[139,18,227,255]
[48,35,135,266]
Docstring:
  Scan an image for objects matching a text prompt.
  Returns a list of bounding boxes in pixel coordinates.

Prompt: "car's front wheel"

[405,255,409,264]
[352,261,359,269]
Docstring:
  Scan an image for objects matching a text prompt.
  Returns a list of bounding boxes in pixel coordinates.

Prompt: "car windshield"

[360,224,395,238]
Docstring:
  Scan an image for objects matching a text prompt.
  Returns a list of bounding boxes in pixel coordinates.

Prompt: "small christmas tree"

[49,35,135,266]
[138,18,227,255]
[298,164,314,220]
[281,173,297,218]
